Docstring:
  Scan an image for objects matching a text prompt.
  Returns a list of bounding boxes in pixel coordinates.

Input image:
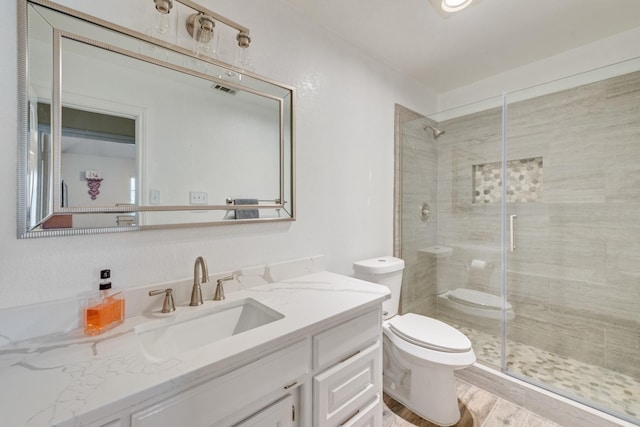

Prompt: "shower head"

[424,125,445,139]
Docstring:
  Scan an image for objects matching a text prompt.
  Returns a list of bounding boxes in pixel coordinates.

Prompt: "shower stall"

[394,57,640,425]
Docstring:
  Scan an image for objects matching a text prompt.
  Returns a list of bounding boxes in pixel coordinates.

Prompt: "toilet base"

[383,367,461,427]
[412,364,460,425]
[382,328,473,427]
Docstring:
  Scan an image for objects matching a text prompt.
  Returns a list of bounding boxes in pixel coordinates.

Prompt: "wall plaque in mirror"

[18,0,295,238]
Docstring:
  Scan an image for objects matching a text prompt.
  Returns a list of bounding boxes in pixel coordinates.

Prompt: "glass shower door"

[504,59,640,423]
[432,98,506,369]
[395,96,506,370]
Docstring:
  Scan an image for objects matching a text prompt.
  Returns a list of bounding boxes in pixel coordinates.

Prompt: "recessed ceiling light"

[441,0,473,13]
[428,0,482,18]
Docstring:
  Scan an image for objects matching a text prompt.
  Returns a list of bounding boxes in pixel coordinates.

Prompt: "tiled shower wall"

[396,109,439,317]
[434,70,640,378]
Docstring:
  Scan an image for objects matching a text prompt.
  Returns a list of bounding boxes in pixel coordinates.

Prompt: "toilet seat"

[388,313,471,353]
[448,288,512,311]
[382,321,476,369]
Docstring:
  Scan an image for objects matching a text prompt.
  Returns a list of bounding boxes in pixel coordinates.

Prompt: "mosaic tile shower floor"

[451,323,640,421]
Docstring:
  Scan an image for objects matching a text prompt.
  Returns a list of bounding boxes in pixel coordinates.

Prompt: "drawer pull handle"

[283,381,297,390]
[339,350,360,364]
[339,409,360,426]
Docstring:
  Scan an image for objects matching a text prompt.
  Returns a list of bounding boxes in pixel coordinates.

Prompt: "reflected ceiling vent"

[211,83,237,95]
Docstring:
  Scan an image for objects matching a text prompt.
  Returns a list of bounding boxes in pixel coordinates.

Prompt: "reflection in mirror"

[38,103,137,229]
[25,3,54,231]
[18,0,295,238]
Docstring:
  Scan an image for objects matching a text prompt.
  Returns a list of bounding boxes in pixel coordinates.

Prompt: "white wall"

[437,26,640,113]
[0,0,436,308]
[61,146,135,228]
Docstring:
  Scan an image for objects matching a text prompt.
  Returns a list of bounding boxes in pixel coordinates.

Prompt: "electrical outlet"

[189,191,208,205]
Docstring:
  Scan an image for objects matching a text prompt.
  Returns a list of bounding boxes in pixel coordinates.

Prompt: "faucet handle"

[213,275,234,301]
[149,288,176,313]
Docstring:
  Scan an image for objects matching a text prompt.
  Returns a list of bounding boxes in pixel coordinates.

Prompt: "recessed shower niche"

[472,157,543,203]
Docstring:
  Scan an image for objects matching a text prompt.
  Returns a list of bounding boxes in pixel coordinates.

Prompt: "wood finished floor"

[382,379,562,427]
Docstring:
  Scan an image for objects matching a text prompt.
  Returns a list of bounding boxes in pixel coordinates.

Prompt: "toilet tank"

[353,256,404,318]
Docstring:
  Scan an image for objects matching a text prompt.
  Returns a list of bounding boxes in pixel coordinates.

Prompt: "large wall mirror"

[18,0,295,238]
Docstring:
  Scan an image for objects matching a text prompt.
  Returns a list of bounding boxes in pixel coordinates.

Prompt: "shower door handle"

[509,214,517,251]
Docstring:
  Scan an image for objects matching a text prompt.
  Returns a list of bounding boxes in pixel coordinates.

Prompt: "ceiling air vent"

[212,83,237,95]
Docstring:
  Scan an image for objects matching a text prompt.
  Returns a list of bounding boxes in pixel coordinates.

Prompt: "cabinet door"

[314,341,380,427]
[131,339,308,427]
[233,394,294,427]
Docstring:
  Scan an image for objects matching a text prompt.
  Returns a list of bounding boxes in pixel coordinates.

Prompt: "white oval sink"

[135,298,284,361]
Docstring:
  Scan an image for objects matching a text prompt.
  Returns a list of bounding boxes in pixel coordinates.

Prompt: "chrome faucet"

[190,256,209,306]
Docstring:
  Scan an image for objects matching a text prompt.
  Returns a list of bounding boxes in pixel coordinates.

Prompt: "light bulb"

[235,46,253,73]
[154,12,170,35]
[188,14,216,56]
[234,31,253,73]
[152,0,173,35]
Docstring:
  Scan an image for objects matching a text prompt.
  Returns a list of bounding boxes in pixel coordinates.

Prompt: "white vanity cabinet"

[130,339,308,427]
[125,308,384,427]
[312,309,383,427]
[58,310,385,427]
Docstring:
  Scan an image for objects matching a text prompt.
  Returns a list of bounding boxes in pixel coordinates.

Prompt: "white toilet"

[354,256,476,426]
[439,287,515,320]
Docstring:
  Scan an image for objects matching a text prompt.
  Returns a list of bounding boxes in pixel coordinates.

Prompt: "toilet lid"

[388,313,472,353]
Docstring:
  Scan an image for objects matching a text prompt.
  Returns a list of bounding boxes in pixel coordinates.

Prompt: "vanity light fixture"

[150,0,252,61]
[186,13,215,44]
[152,0,173,35]
[441,0,473,12]
[186,13,215,54]
[234,31,253,73]
[236,31,251,48]
[154,0,173,14]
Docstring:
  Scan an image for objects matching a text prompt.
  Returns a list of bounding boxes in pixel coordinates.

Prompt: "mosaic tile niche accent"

[473,157,543,203]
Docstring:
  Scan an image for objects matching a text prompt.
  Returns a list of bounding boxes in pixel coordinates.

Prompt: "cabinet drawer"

[131,339,309,427]
[313,309,380,370]
[314,341,381,427]
[340,395,382,427]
